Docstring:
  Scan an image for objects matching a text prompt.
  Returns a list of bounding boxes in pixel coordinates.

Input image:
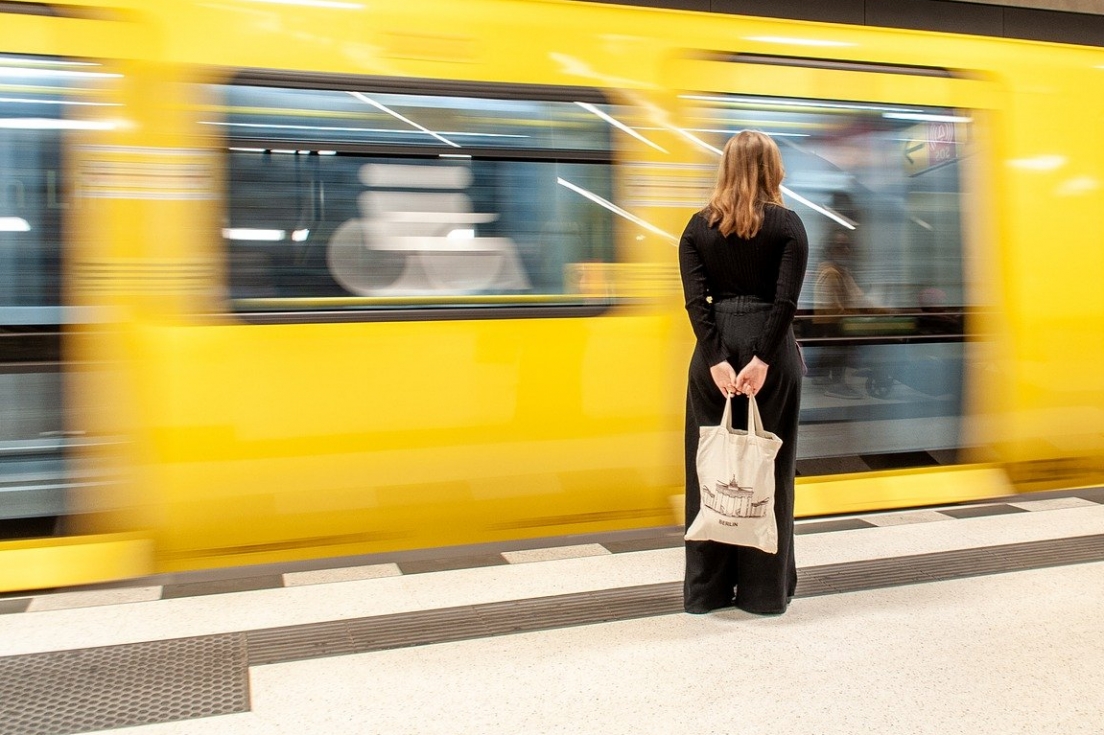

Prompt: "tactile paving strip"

[246,582,682,665]
[0,634,249,735]
[248,533,1104,666]
[794,533,1104,596]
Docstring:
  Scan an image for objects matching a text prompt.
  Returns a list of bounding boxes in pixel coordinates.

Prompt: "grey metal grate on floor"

[247,533,1104,666]
[0,634,249,735]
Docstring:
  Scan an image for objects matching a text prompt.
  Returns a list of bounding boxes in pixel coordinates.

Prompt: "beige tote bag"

[684,394,782,553]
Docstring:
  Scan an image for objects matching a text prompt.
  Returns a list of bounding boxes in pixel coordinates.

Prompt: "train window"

[684,93,974,468]
[213,82,616,319]
[0,54,113,524]
[0,55,83,320]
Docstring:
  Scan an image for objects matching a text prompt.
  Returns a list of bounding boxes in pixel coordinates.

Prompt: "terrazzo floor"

[2,490,1103,734]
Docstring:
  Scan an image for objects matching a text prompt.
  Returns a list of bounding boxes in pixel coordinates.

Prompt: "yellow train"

[1,0,1102,591]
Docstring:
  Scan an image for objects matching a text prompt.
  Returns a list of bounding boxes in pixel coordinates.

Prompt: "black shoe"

[735,604,787,616]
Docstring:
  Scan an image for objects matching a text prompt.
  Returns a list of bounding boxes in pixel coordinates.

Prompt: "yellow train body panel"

[0,534,153,592]
[0,0,1102,586]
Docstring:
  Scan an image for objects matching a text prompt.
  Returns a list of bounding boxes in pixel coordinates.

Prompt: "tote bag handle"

[720,393,767,438]
[747,394,766,437]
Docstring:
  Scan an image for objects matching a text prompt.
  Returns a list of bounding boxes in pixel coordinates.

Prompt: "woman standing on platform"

[678,130,809,615]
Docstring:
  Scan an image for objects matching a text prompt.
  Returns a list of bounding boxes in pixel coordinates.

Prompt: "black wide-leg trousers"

[683,302,802,615]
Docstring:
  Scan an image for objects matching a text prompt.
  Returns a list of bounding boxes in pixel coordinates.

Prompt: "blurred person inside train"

[678,130,809,615]
[811,228,868,399]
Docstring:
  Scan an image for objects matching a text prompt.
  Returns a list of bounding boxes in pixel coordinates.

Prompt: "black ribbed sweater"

[678,203,809,367]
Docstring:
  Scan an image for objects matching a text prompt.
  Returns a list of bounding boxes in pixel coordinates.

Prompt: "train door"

[667,50,1008,514]
[0,49,73,539]
[0,4,150,592]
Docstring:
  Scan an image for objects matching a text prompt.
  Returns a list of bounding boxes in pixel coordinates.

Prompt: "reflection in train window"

[683,94,976,466]
[216,83,615,315]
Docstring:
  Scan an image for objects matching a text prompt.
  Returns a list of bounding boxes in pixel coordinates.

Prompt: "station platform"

[2,486,1103,735]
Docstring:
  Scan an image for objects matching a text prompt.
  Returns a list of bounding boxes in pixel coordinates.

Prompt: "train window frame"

[212,71,624,324]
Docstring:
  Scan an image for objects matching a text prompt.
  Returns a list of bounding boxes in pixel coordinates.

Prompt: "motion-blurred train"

[1,0,1102,592]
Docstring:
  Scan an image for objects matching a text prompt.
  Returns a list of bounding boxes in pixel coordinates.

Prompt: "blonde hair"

[704,131,785,239]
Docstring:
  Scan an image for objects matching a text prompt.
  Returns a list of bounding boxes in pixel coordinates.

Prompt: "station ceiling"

[574,0,1104,46]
